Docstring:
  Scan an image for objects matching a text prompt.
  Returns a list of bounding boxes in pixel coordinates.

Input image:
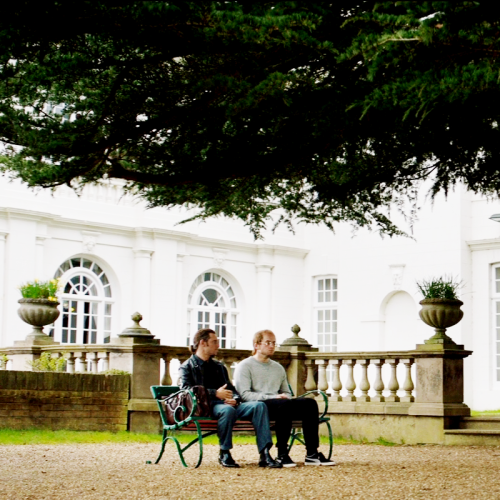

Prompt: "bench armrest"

[159,388,198,427]
[297,390,329,418]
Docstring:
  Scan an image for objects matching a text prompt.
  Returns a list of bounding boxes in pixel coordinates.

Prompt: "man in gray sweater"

[234,329,336,467]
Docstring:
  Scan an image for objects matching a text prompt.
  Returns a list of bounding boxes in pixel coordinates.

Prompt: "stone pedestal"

[109,313,162,433]
[410,344,472,417]
[278,325,317,396]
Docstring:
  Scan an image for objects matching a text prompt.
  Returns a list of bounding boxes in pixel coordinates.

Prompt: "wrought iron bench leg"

[177,420,204,468]
[149,429,169,465]
[325,421,333,460]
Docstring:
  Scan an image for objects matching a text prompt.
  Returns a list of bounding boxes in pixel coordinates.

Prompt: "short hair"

[191,328,216,354]
[252,329,274,355]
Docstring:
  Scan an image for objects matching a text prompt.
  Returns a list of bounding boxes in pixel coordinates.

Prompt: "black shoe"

[219,450,240,468]
[259,448,283,468]
[276,453,297,468]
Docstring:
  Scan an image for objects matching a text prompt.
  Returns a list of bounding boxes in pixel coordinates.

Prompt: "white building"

[1,176,500,411]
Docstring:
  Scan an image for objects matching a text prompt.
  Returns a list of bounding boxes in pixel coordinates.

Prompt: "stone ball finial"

[118,312,152,337]
[280,324,311,347]
[131,312,143,325]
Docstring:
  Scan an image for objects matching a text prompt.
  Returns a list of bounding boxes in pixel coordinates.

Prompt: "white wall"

[3,176,500,410]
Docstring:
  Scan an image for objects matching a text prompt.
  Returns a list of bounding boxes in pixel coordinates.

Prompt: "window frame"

[312,276,338,353]
[187,272,239,349]
[52,257,115,345]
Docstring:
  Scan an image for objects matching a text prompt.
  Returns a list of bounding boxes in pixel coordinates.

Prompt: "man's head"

[253,329,277,360]
[191,328,219,360]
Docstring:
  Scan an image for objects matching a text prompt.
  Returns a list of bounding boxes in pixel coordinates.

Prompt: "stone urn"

[419,298,464,346]
[18,298,60,341]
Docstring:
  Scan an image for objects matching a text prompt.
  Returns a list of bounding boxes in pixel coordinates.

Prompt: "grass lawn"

[0,428,395,446]
[471,409,500,416]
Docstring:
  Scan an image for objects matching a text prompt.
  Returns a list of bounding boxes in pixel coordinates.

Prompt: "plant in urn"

[417,276,463,346]
[18,279,61,342]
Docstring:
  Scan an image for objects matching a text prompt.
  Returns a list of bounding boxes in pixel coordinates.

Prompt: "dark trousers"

[264,398,319,456]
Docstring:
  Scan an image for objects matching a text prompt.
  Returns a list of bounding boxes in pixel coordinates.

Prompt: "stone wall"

[0,371,129,431]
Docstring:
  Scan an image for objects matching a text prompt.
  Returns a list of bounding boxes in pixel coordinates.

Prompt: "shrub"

[27,352,66,372]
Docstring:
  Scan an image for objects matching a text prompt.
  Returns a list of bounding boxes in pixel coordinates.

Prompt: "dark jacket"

[179,355,240,404]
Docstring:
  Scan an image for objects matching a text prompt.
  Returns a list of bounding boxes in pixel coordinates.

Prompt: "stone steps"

[457,417,500,430]
[444,417,500,445]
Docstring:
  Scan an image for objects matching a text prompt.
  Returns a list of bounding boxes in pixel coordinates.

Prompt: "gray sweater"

[234,356,292,401]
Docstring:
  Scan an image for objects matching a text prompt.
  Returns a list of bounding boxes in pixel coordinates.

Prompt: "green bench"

[148,385,333,468]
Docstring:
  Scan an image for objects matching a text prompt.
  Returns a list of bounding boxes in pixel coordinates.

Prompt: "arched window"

[52,257,114,344]
[187,272,238,348]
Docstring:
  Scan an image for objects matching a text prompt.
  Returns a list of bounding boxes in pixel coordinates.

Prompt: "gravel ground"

[1,443,500,500]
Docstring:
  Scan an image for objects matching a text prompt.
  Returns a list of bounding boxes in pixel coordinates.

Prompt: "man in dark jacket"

[179,328,281,468]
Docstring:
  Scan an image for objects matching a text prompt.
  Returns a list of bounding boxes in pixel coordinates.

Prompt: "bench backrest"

[151,385,180,399]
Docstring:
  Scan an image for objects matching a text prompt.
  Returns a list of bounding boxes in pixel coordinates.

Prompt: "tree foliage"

[1,1,500,237]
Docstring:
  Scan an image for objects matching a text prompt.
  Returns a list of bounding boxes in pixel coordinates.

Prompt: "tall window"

[314,277,338,352]
[493,266,500,381]
[53,257,114,344]
[187,272,238,348]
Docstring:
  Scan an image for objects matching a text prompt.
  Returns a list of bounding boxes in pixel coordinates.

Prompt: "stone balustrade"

[0,317,473,441]
[303,352,417,404]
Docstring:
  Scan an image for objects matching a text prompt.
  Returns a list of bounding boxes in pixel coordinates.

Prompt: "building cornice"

[467,239,500,252]
[0,207,310,258]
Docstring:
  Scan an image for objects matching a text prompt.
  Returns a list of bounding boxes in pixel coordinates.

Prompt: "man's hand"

[224,398,238,407]
[216,384,233,400]
[274,393,291,399]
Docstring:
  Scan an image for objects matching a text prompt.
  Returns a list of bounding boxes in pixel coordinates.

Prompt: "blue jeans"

[211,401,272,453]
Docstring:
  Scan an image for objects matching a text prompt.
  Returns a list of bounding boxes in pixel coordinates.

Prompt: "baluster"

[401,359,415,402]
[371,359,385,402]
[65,352,76,373]
[344,359,356,402]
[316,359,329,392]
[89,352,99,373]
[330,359,342,401]
[98,351,110,372]
[227,358,238,384]
[76,352,88,372]
[161,355,172,386]
[357,359,370,402]
[304,360,317,392]
[386,359,400,402]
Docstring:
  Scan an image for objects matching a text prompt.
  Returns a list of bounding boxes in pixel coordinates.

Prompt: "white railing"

[303,352,416,403]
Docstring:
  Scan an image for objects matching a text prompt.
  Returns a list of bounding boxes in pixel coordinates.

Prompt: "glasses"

[259,341,278,347]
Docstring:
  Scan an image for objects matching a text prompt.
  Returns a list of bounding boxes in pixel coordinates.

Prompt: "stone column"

[255,265,273,327]
[279,325,318,396]
[133,248,153,323]
[0,232,7,347]
[109,313,162,433]
[176,246,188,344]
[256,246,274,327]
[35,235,49,278]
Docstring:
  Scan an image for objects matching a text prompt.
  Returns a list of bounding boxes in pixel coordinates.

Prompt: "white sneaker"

[304,452,336,466]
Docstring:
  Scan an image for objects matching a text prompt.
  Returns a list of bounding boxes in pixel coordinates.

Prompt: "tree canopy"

[1,1,500,237]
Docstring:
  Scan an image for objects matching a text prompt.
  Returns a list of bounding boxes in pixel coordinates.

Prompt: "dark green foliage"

[1,2,500,237]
